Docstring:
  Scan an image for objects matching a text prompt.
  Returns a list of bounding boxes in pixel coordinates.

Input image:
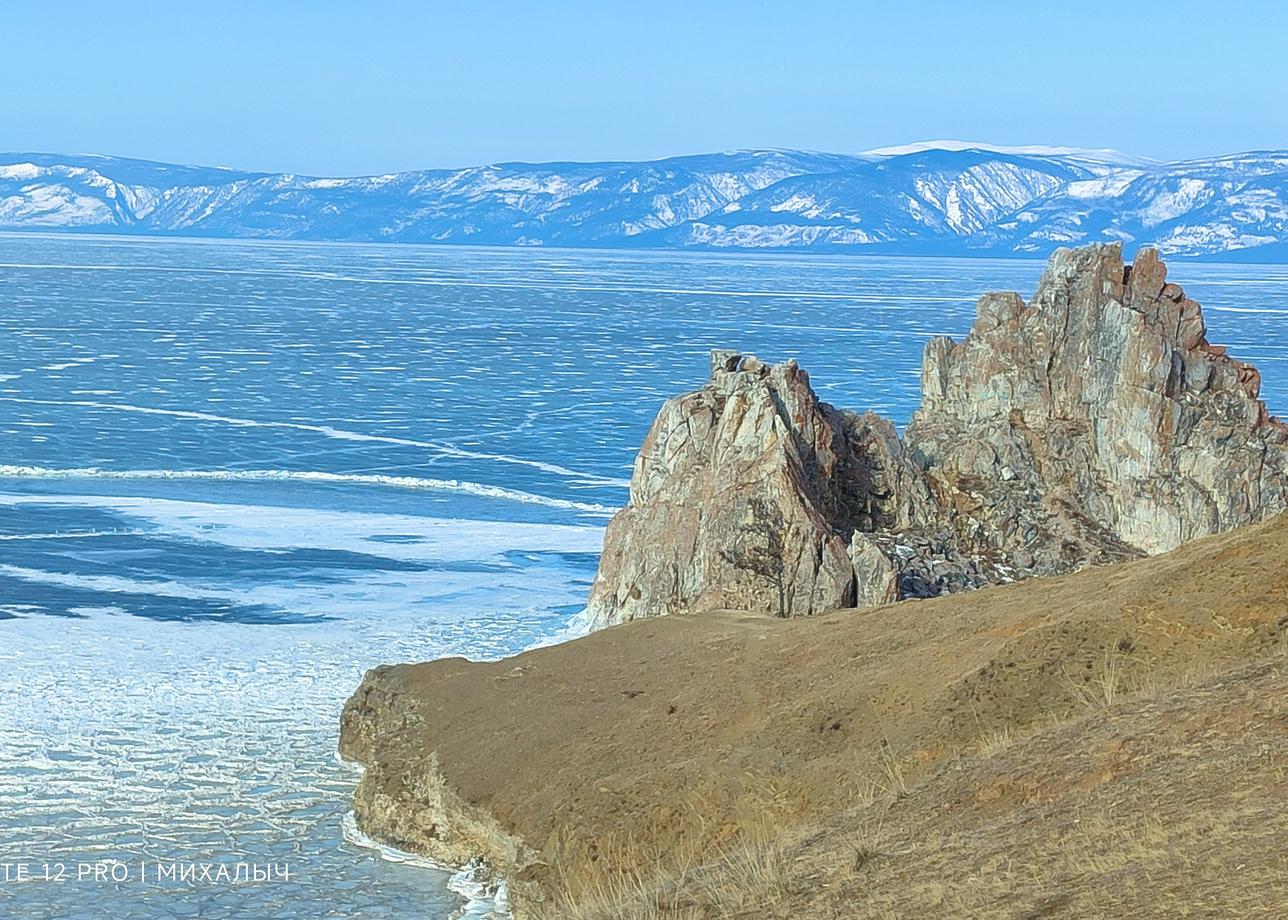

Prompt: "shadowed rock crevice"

[587,243,1288,627]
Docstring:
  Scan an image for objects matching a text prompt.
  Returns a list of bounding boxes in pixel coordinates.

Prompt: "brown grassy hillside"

[340,513,1288,917]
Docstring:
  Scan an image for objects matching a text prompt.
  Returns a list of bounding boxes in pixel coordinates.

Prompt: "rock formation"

[586,243,1288,627]
[909,243,1288,567]
[340,667,539,906]
[585,350,931,627]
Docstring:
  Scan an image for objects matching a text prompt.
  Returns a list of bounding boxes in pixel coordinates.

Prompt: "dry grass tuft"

[532,801,802,920]
[1062,642,1146,709]
[974,725,1014,755]
[876,739,909,799]
[709,830,795,913]
[849,818,890,873]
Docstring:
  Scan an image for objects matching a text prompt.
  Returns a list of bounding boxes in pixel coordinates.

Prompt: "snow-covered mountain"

[973,152,1288,259]
[645,149,1100,249]
[3,145,1287,260]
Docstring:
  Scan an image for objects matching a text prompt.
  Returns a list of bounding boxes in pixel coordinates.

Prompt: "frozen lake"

[1,234,1286,918]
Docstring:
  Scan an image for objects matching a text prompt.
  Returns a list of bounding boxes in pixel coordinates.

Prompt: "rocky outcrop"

[585,350,931,628]
[909,243,1288,567]
[587,243,1288,627]
[338,243,1288,914]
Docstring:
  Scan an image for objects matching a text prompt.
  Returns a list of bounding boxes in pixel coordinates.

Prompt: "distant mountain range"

[3,143,1287,260]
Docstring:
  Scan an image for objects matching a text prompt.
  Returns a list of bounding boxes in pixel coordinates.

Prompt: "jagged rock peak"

[585,350,929,628]
[908,243,1288,563]
[586,244,1288,629]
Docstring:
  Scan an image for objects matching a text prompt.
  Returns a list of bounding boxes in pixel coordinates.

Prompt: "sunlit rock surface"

[588,244,1288,626]
[910,243,1288,566]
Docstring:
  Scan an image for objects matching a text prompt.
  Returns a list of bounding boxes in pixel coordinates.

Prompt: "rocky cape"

[339,243,1288,917]
[587,242,1288,627]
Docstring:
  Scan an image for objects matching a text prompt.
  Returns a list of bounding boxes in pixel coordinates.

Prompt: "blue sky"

[3,1,1284,175]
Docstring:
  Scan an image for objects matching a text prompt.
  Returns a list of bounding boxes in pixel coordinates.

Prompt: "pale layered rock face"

[588,244,1288,627]
[908,243,1288,568]
[585,351,928,628]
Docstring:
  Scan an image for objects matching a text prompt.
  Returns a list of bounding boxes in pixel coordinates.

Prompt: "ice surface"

[0,492,598,919]
[2,236,1285,918]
